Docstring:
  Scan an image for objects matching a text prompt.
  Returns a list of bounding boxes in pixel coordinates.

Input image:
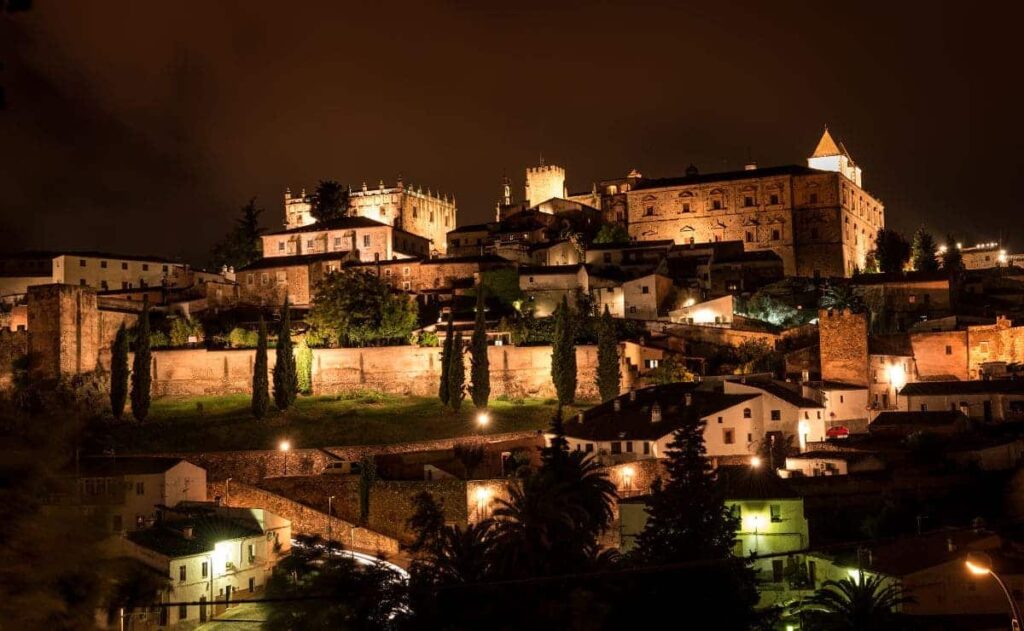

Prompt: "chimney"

[577,412,585,424]
[801,370,810,383]
[182,526,194,540]
[947,537,956,553]
[613,398,621,412]
[684,393,692,406]
[629,390,637,402]
[651,403,662,423]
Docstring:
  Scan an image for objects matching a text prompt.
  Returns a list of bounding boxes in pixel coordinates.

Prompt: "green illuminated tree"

[593,223,630,245]
[595,305,620,401]
[310,179,349,223]
[252,316,270,419]
[130,299,152,421]
[109,323,129,420]
[911,227,939,272]
[470,288,490,410]
[551,295,577,405]
[438,316,454,407]
[272,298,297,411]
[447,331,465,412]
[296,337,313,395]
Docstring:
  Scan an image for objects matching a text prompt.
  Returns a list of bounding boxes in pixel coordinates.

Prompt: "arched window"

[743,408,752,419]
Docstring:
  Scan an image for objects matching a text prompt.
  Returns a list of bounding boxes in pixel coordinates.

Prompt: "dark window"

[770,194,779,205]
[644,206,654,216]
[745,231,753,243]
[946,345,953,355]
[770,504,782,522]
[179,604,188,620]
[772,559,785,582]
[179,565,186,582]
[712,199,722,210]
[611,442,622,454]
[625,441,633,453]
[202,561,208,578]
[643,442,650,455]
[363,235,371,247]
[723,429,735,444]
[142,264,149,271]
[772,229,780,241]
[744,196,754,207]
[121,262,128,270]
[642,286,649,294]
[79,259,86,267]
[100,260,107,269]
[809,193,818,203]
[681,203,691,213]
[603,253,612,263]
[771,410,781,421]
[743,408,751,419]
[585,443,594,453]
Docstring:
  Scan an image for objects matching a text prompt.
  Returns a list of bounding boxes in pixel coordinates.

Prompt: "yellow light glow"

[622,466,635,481]
[750,456,762,468]
[212,541,231,575]
[886,363,906,390]
[965,560,990,576]
[691,308,717,324]
[683,298,696,308]
[847,568,861,582]
[476,411,490,427]
[474,487,491,504]
[279,440,291,452]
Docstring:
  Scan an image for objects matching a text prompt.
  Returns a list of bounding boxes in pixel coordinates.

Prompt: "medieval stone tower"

[524,161,566,209]
[818,308,869,386]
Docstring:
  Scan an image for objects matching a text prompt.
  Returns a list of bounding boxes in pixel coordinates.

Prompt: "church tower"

[807,127,863,187]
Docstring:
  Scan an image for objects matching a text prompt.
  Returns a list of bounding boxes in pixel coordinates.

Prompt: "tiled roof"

[237,252,352,272]
[716,466,800,499]
[71,457,189,477]
[852,271,951,286]
[586,240,674,252]
[127,515,263,558]
[803,380,867,391]
[869,334,914,356]
[871,410,966,427]
[899,379,1024,397]
[563,383,758,442]
[264,216,389,236]
[739,379,824,408]
[632,165,822,191]
[0,250,178,264]
[419,254,511,266]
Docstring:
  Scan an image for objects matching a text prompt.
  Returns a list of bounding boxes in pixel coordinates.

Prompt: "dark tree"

[872,228,911,274]
[109,323,129,420]
[593,223,630,245]
[551,295,577,405]
[251,316,270,419]
[801,573,911,630]
[447,331,465,412]
[272,298,297,411]
[407,491,446,555]
[310,179,349,223]
[819,283,865,312]
[358,456,377,525]
[209,198,265,271]
[942,234,964,274]
[595,305,620,402]
[130,299,152,421]
[470,287,490,410]
[453,443,485,479]
[307,269,418,347]
[911,227,939,272]
[633,406,740,564]
[438,316,454,406]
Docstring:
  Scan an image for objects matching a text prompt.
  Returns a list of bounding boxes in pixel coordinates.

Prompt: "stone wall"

[146,345,599,399]
[818,309,868,386]
[160,448,338,484]
[209,479,399,555]
[27,284,100,380]
[968,317,1024,378]
[0,329,27,387]
[910,330,969,380]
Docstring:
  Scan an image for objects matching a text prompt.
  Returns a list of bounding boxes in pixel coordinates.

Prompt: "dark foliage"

[109,323,129,420]
[251,316,270,419]
[129,299,152,421]
[272,298,298,411]
[447,331,465,411]
[470,287,490,409]
[438,316,453,406]
[209,198,265,271]
[310,179,349,223]
[595,305,621,401]
[550,296,577,405]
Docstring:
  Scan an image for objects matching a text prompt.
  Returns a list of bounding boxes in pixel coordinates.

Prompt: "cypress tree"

[911,227,939,272]
[447,331,465,411]
[296,337,313,395]
[110,322,129,420]
[595,305,620,402]
[273,297,298,411]
[438,316,454,406]
[551,295,577,406]
[470,287,490,410]
[130,298,152,421]
[633,404,739,563]
[252,316,270,419]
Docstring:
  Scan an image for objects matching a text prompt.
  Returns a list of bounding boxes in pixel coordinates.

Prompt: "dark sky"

[0,1,1019,265]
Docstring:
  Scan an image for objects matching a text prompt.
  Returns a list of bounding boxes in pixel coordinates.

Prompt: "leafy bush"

[228,327,259,349]
[168,316,204,347]
[415,330,439,347]
[308,269,419,347]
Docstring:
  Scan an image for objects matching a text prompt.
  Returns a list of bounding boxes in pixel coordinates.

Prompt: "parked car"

[322,460,362,475]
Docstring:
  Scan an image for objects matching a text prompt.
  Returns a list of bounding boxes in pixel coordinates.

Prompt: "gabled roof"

[70,457,190,477]
[632,165,821,191]
[810,128,842,158]
[562,383,758,442]
[871,410,966,427]
[716,466,800,499]
[899,379,1024,397]
[737,378,824,408]
[586,240,674,252]
[519,264,585,276]
[127,515,263,558]
[419,254,511,266]
[264,216,391,236]
[237,252,352,272]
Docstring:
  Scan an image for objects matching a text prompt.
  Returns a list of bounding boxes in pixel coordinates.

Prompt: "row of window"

[573,440,652,455]
[85,279,148,290]
[77,259,168,273]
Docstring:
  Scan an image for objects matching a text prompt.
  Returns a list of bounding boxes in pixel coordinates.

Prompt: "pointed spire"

[811,126,842,158]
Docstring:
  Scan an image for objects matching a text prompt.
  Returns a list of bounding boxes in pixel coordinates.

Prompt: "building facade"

[283,178,456,255]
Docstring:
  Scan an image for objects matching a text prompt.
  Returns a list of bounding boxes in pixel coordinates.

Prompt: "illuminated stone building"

[283,177,457,255]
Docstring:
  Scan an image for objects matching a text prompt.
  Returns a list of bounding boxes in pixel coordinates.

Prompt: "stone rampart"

[0,329,27,388]
[146,345,599,399]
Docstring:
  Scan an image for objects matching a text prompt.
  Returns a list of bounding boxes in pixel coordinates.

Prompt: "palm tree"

[819,283,864,313]
[420,520,496,585]
[452,443,485,479]
[801,572,911,630]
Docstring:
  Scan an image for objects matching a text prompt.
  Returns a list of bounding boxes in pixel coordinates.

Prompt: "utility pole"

[327,495,335,546]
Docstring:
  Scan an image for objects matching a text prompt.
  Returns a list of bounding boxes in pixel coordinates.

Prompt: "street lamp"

[965,552,1022,631]
[751,456,762,468]
[474,486,491,521]
[279,440,291,476]
[224,477,232,506]
[327,495,335,546]
[476,411,490,430]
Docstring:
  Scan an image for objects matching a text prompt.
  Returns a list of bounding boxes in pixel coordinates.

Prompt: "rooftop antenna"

[539,153,545,167]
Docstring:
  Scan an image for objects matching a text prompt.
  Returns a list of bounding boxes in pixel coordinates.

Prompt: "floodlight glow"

[279,440,291,452]
[750,456,762,468]
[476,411,490,427]
[966,560,990,576]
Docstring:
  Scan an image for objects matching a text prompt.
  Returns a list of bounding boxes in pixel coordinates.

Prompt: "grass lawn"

[103,392,590,453]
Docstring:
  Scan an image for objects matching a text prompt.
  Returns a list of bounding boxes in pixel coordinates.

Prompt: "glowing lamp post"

[965,552,1022,631]
[476,411,490,431]
[279,440,291,476]
[750,456,762,468]
[474,486,491,521]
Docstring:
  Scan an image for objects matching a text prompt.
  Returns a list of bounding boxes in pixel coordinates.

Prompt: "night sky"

[0,1,1018,265]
